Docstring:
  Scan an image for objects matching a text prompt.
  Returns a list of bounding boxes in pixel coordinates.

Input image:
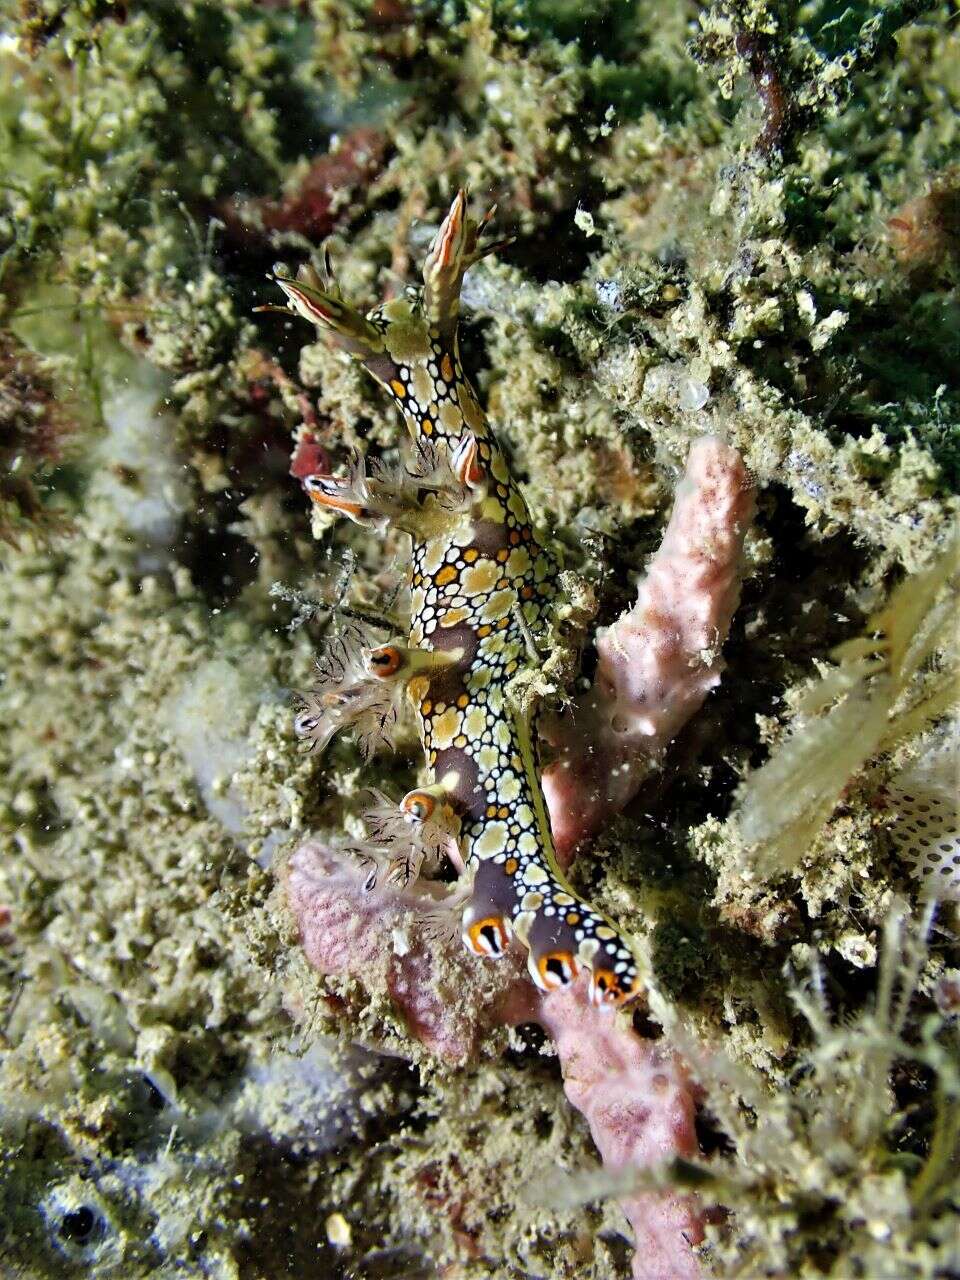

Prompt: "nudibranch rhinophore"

[270,192,641,1008]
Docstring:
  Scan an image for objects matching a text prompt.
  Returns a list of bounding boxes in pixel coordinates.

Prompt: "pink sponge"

[539,981,703,1279]
[286,840,702,1278]
[542,436,755,860]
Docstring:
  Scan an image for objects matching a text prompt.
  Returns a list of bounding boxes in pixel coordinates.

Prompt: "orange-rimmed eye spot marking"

[365,646,403,678]
[537,951,579,991]
[401,790,437,822]
[589,969,626,1008]
[465,916,511,957]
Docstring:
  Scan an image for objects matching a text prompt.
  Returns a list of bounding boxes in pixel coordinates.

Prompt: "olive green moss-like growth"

[693,542,959,960]
[657,907,960,1279]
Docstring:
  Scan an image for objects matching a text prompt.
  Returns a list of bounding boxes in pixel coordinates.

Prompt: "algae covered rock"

[1,2,958,1277]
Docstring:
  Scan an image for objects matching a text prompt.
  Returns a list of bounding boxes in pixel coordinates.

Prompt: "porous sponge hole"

[888,786,960,902]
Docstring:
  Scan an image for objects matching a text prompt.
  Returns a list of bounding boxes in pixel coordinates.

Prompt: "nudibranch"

[270,192,641,1008]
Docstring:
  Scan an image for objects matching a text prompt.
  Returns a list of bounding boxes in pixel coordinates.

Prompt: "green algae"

[1,0,959,1276]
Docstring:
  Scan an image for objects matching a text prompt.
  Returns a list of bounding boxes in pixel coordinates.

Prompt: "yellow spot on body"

[504,858,518,875]
[464,706,486,738]
[464,547,479,563]
[497,805,509,819]
[390,379,406,398]
[491,452,509,483]
[420,700,432,715]
[441,607,468,627]
[441,353,454,381]
[457,382,485,431]
[486,804,497,818]
[507,547,532,579]
[457,694,469,708]
[474,821,509,859]
[499,774,521,803]
[435,565,457,587]
[462,561,498,596]
[422,419,434,436]
[422,540,446,574]
[496,548,510,564]
[431,706,460,749]
[408,677,428,704]
[439,400,463,432]
[579,937,600,963]
[477,624,492,638]
[413,365,433,405]
[566,912,580,926]
[383,305,431,362]
[454,734,467,748]
[480,590,515,624]
[596,926,616,941]
[509,490,529,524]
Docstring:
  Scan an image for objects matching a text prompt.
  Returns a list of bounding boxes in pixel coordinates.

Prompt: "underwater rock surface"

[1,2,958,1278]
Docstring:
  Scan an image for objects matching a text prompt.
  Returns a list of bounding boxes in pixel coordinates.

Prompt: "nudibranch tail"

[276,194,641,1010]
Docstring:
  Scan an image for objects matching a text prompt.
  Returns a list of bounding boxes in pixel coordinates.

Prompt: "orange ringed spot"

[504,858,518,875]
[538,951,579,990]
[457,694,469,708]
[466,916,510,958]
[464,548,479,563]
[390,379,406,398]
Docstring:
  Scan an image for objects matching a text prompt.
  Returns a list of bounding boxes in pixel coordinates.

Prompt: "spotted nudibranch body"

[273,192,640,1007]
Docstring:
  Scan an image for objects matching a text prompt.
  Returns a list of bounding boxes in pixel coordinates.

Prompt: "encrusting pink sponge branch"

[538,984,703,1280]
[284,839,702,1279]
[541,435,755,862]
